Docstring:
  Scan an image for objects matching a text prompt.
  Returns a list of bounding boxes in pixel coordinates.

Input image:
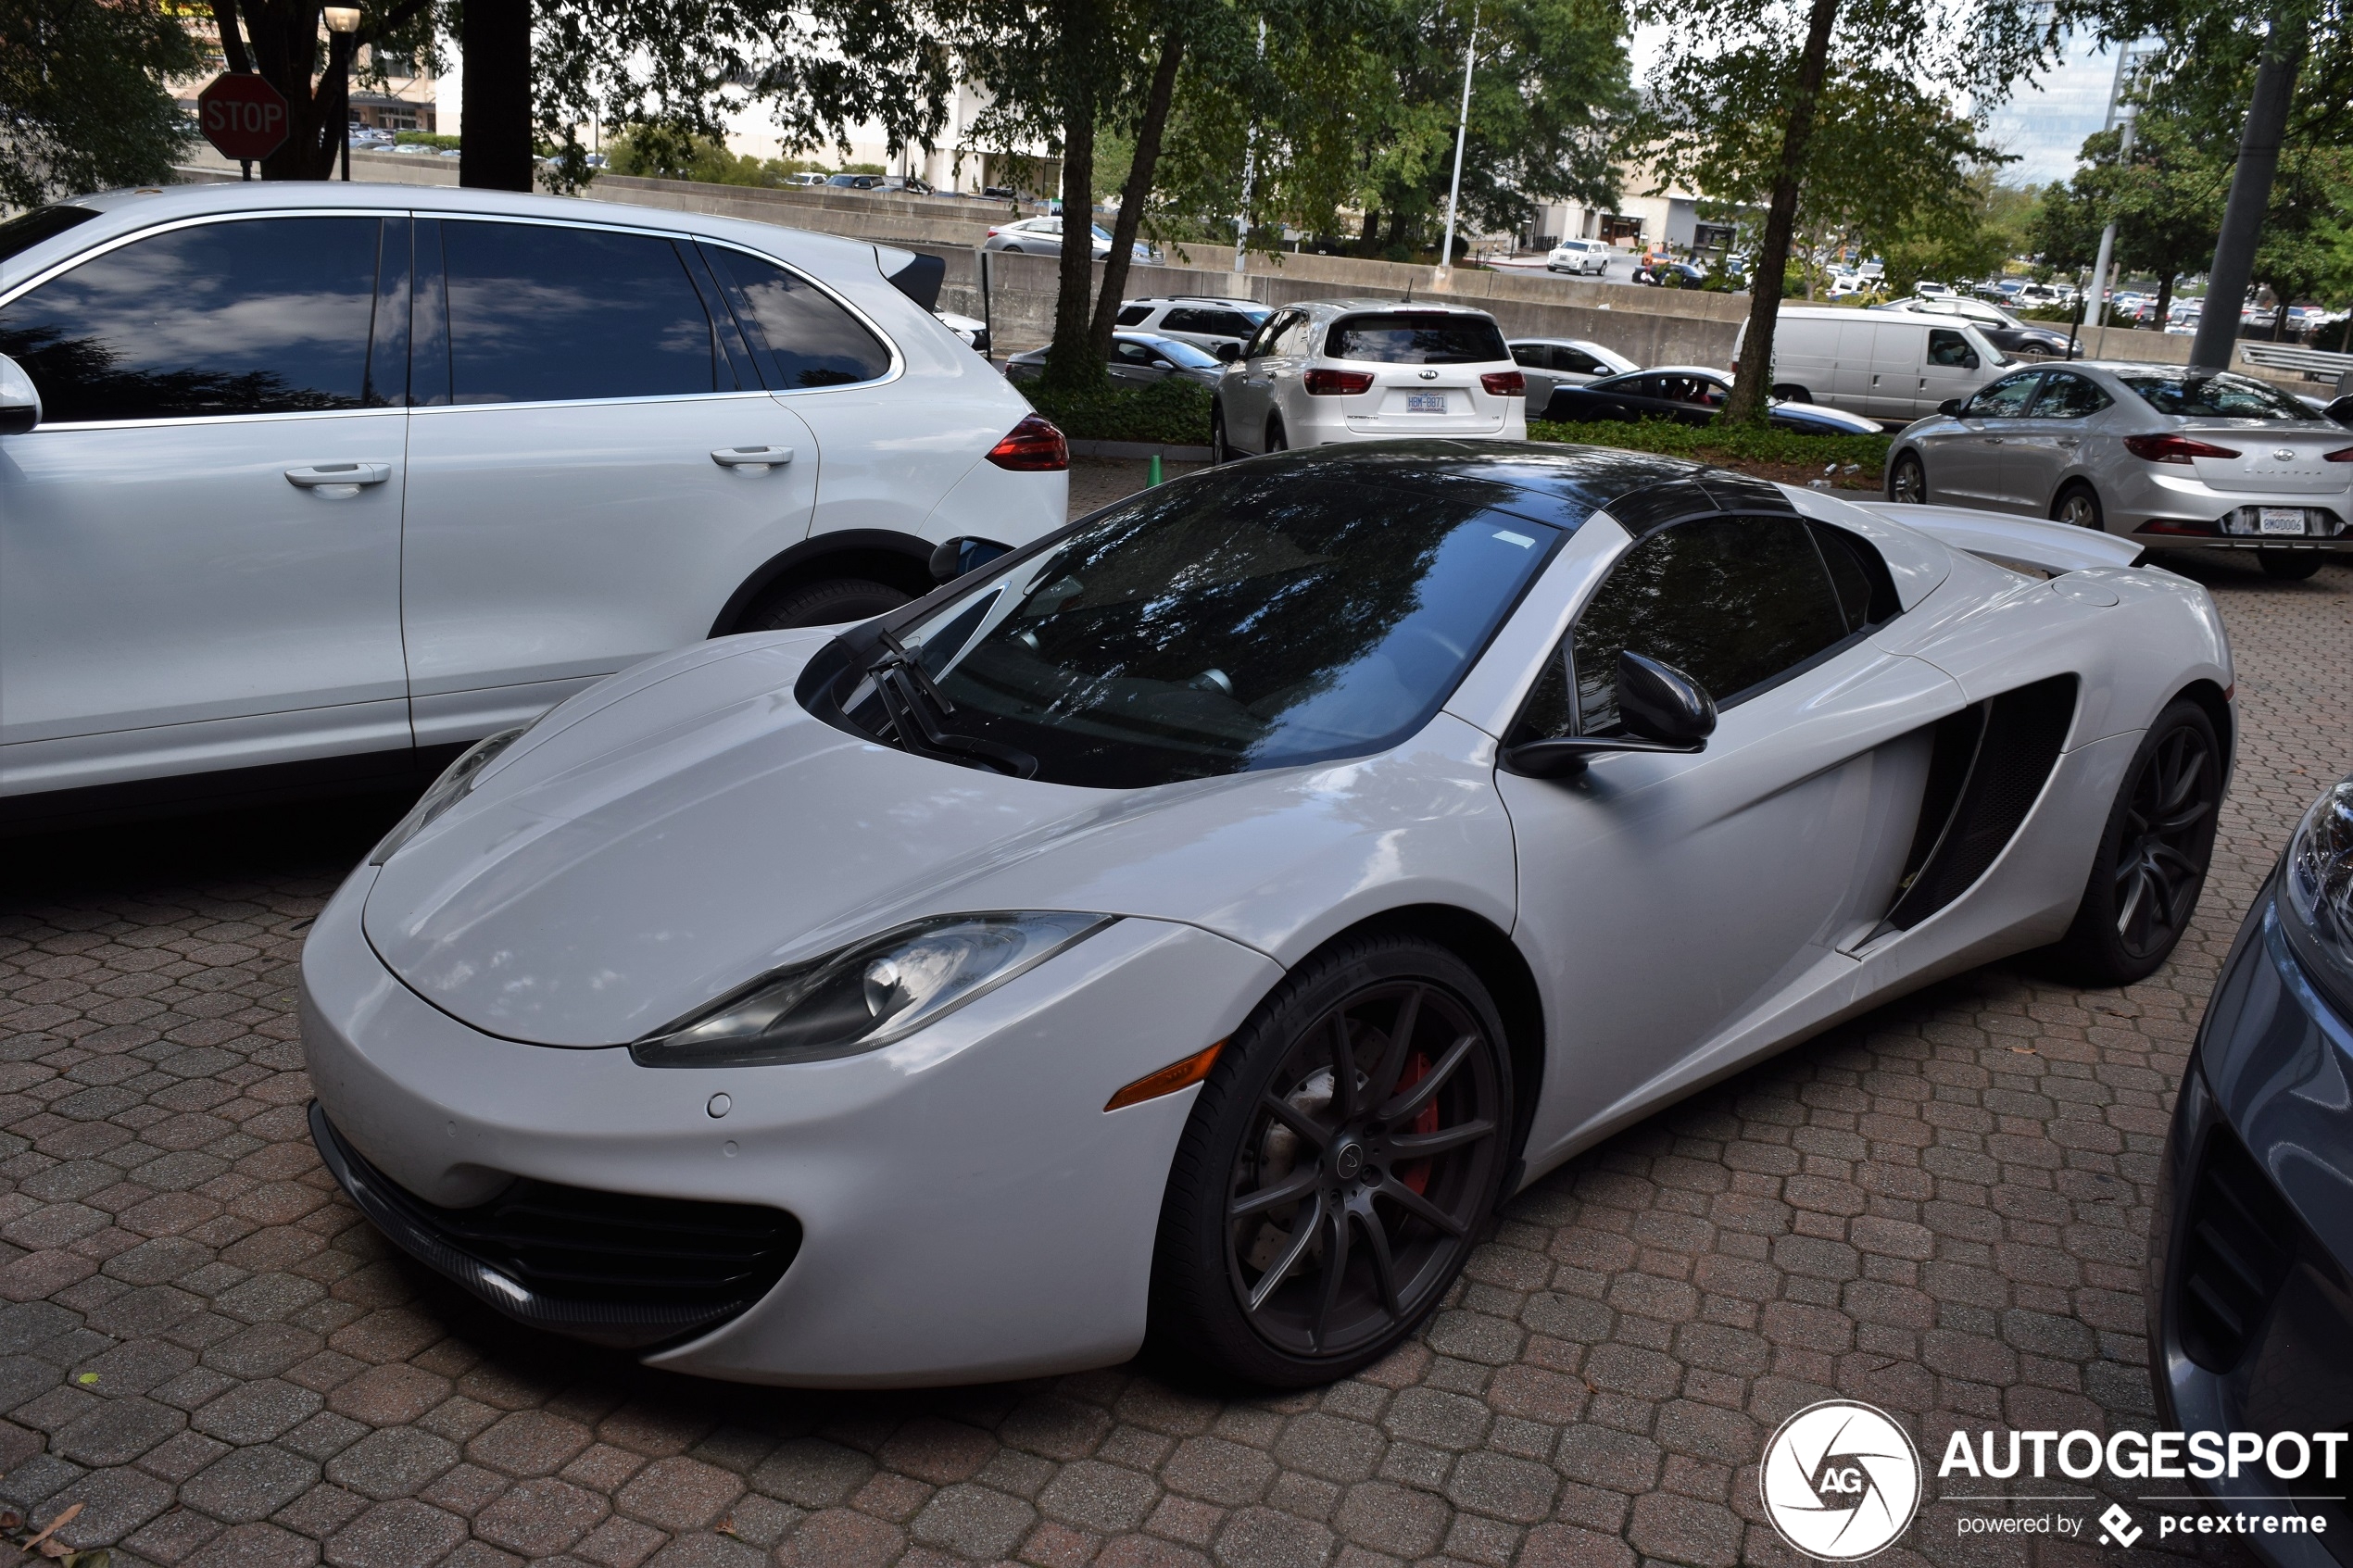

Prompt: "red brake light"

[1481,370,1526,397]
[2325,446,2353,463]
[986,414,1068,471]
[1302,369,1374,395]
[2122,433,2241,465]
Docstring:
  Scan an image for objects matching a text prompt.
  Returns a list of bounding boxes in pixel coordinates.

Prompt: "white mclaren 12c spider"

[304,443,2233,1389]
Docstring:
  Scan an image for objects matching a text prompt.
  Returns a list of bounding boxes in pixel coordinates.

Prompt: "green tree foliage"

[2030,114,2227,324]
[603,125,824,185]
[0,0,197,206]
[1639,0,2075,421]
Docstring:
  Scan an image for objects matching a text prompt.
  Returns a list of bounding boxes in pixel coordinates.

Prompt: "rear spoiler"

[1865,502,2148,575]
[875,245,945,311]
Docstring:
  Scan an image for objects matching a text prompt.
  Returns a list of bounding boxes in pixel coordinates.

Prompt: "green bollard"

[1149,452,1164,486]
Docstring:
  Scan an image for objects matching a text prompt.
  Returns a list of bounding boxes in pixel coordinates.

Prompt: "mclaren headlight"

[632,911,1114,1068]
[2282,776,2353,1011]
[369,726,531,866]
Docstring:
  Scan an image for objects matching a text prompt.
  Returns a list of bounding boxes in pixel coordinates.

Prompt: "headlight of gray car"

[369,725,533,866]
[2281,778,2353,1010]
[632,911,1115,1068]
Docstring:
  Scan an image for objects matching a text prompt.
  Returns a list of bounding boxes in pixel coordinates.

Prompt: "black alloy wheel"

[1151,936,1513,1386]
[2045,699,2222,985]
[1887,452,1927,505]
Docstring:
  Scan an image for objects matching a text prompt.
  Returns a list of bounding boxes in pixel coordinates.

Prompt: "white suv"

[0,184,1067,824]
[1111,296,1273,359]
[1545,238,1612,276]
[1210,299,1527,459]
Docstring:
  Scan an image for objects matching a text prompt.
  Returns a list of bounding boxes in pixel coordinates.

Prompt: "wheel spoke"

[1247,1191,1325,1313]
[1354,1196,1403,1318]
[1311,1203,1352,1348]
[1377,1174,1469,1238]
[1230,1168,1321,1221]
[1260,1093,1333,1150]
[2115,864,2149,943]
[1384,1118,1496,1160]
[1378,1032,1475,1126]
[1365,986,1423,1108]
[2150,797,2211,835]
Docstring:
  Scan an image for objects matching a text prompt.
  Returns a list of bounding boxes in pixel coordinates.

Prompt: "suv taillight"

[986,414,1068,470]
[2123,433,2241,464]
[1303,369,1374,395]
[1481,370,1525,396]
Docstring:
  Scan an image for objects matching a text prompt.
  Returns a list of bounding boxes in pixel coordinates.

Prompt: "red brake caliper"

[1391,1053,1441,1195]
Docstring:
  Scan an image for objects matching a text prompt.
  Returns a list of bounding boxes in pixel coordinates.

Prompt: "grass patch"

[1018,378,1213,445]
[1529,417,1889,476]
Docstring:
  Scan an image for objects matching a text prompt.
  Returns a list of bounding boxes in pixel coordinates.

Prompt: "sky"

[1628,24,2125,190]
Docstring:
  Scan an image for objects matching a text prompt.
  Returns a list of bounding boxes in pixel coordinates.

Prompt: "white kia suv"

[0,184,1068,825]
[1210,299,1527,459]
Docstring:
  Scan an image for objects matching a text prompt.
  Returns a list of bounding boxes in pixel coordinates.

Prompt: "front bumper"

[2151,884,2353,1566]
[300,864,1282,1386]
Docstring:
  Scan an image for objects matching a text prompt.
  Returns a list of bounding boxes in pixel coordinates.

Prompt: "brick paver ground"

[2,518,2347,1568]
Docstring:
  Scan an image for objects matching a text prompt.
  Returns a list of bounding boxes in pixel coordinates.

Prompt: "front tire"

[2052,483,2104,532]
[1210,404,1232,464]
[2258,549,2324,580]
[1887,452,1927,505]
[2042,699,2221,985]
[1149,935,1515,1387]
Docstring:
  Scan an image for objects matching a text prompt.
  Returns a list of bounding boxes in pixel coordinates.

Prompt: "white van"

[1735,306,2005,426]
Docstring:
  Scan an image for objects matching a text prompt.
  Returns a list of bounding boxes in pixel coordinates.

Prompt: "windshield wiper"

[861,629,1038,779]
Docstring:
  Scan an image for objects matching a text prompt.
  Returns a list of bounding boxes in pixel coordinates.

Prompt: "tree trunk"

[2151,273,2174,331]
[1723,0,1840,424]
[1358,207,1381,257]
[461,0,535,192]
[1038,69,1101,387]
[1089,26,1187,356]
[245,0,344,179]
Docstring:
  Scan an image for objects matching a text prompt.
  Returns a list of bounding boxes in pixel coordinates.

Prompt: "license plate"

[1404,393,1448,414]
[2258,508,2308,535]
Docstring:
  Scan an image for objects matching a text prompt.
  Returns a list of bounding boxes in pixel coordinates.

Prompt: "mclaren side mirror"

[928,536,1013,583]
[1938,398,1963,416]
[0,353,39,436]
[1501,652,1718,780]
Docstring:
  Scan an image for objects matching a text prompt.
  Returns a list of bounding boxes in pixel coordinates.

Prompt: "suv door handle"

[285,462,391,488]
[711,445,794,469]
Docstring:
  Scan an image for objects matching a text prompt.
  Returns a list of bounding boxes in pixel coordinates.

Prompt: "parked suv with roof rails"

[0,186,1066,824]
[1112,295,1274,360]
[1211,298,1525,459]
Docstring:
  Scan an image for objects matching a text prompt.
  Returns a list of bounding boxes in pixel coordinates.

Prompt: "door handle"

[711,445,794,470]
[2057,437,2081,447]
[285,462,391,489]
[1984,436,2005,445]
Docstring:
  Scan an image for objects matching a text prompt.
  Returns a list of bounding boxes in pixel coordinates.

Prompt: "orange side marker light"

[1104,1041,1225,1111]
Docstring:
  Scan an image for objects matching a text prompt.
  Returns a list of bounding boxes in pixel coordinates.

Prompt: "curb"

[1065,440,1214,461]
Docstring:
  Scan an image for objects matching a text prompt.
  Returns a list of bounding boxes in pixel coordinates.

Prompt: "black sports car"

[2148,770,2353,1564]
[1541,368,1884,435]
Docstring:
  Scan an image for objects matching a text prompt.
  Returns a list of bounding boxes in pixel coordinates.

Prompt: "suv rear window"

[0,206,97,267]
[1115,304,1154,325]
[1327,313,1508,365]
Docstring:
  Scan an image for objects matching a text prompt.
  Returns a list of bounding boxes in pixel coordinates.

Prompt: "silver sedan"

[1885,362,2353,579]
[1003,331,1223,389]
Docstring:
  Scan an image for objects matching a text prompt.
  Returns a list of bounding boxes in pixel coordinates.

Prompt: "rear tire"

[2042,698,2221,986]
[740,577,911,632]
[1886,452,1927,505]
[2051,483,2104,532]
[2258,549,2324,581]
[1210,404,1232,464]
[1149,935,1514,1387]
[1265,417,1288,453]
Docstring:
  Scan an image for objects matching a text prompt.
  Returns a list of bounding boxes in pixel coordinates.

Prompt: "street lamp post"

[324,6,361,182]
[2084,40,2156,346]
[1433,0,1478,288]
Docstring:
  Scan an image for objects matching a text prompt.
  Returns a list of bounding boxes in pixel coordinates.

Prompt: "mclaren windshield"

[813,467,1562,788]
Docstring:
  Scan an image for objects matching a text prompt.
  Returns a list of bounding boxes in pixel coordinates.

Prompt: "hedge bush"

[1528,417,1889,475]
[1017,377,1214,445]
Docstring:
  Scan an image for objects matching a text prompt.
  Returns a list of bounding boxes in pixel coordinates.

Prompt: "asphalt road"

[0,495,2345,1568]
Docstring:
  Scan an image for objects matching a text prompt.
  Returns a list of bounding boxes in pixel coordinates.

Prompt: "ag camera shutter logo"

[1760,1399,1923,1560]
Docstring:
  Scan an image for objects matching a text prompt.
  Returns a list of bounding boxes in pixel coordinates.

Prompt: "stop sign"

[198,73,292,162]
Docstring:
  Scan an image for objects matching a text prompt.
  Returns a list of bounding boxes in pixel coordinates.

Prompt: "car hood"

[360,633,1504,1047]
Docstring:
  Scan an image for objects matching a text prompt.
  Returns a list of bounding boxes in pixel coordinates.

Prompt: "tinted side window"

[1243,312,1290,358]
[1806,521,1900,630]
[1567,516,1849,733]
[1162,307,1215,332]
[1512,344,1548,368]
[1212,311,1260,338]
[1927,328,1978,368]
[0,217,383,423]
[706,248,891,389]
[442,221,716,404]
[1965,372,2042,418]
[1558,347,1610,375]
[1115,304,1154,326]
[2032,373,2112,419]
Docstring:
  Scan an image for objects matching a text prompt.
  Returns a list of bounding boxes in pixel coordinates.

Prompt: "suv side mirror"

[1501,652,1718,779]
[928,536,1013,583]
[0,354,39,436]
